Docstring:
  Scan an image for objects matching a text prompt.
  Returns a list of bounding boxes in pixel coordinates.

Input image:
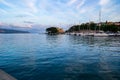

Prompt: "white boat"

[69,32,75,35]
[94,33,109,37]
[86,33,94,36]
[79,33,87,36]
[108,33,115,36]
[93,30,107,37]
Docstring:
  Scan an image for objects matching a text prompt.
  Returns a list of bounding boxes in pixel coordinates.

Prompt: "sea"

[0,34,120,80]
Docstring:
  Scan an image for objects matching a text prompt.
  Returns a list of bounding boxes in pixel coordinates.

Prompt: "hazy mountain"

[0,28,29,33]
[0,24,48,33]
[0,23,69,33]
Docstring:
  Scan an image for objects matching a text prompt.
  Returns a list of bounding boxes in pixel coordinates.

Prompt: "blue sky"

[0,0,120,28]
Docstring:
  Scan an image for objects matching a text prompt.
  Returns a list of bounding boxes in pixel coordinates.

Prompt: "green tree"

[89,22,97,30]
[67,22,119,33]
[46,27,58,34]
[102,24,118,32]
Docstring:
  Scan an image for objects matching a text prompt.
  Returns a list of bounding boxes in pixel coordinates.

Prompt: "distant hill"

[0,24,47,33]
[0,28,29,33]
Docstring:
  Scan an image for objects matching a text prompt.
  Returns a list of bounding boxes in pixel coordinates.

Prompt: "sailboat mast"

[79,21,80,32]
[99,10,101,23]
[99,10,101,31]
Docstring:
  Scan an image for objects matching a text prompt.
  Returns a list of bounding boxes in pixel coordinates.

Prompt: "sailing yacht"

[94,31,109,37]
[93,10,109,37]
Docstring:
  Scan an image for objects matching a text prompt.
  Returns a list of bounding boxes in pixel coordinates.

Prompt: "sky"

[0,0,120,28]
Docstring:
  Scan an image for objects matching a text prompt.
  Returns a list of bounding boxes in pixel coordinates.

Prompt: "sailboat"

[93,10,109,37]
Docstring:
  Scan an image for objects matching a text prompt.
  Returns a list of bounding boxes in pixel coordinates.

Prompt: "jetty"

[0,69,17,80]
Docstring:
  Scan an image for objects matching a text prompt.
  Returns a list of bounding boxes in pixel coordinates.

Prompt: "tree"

[46,27,58,34]
[102,24,119,32]
[89,22,97,30]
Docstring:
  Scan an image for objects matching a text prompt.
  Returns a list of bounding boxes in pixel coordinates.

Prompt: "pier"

[0,69,17,80]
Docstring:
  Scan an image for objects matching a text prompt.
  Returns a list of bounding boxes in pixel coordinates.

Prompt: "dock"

[0,69,17,80]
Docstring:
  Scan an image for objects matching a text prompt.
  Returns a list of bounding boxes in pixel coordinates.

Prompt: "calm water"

[0,34,120,80]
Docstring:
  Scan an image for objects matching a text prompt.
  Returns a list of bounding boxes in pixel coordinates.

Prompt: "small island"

[46,27,64,35]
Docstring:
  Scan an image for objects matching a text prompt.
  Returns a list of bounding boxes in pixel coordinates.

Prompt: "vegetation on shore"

[46,22,120,34]
[67,22,120,33]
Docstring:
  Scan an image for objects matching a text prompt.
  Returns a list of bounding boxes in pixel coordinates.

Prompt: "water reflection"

[46,35,62,45]
[68,35,120,46]
[66,35,120,80]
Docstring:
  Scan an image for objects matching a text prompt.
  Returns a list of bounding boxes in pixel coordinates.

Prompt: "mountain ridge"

[0,28,29,33]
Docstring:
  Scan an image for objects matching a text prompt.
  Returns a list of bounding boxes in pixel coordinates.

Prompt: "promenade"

[0,69,17,80]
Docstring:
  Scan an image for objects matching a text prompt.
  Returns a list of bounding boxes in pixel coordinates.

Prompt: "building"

[57,28,64,34]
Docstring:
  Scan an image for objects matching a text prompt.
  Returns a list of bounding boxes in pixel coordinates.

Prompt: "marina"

[67,32,120,37]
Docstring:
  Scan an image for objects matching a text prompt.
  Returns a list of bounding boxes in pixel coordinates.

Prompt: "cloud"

[15,15,28,18]
[24,21,35,24]
[9,23,33,28]
[0,0,120,28]
[0,0,15,8]
[98,0,120,22]
[0,8,7,13]
[76,0,86,9]
[67,0,86,10]
[99,0,110,6]
[79,8,86,13]
[15,12,36,18]
[23,0,38,13]
[0,22,3,26]
[68,0,77,5]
